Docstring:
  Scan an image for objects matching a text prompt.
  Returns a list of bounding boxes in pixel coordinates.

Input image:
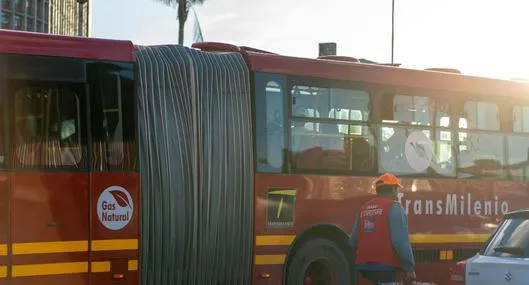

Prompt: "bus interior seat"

[320,123,346,170]
[350,137,373,171]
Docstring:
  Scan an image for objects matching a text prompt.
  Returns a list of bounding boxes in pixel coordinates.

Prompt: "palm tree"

[153,0,206,45]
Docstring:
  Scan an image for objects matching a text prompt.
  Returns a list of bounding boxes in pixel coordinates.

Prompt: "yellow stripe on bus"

[91,239,138,251]
[256,235,295,246]
[0,239,139,255]
[12,262,89,277]
[12,240,88,255]
[410,234,490,244]
[255,254,286,265]
[256,233,491,246]
[91,261,111,273]
[9,260,136,277]
[128,260,138,271]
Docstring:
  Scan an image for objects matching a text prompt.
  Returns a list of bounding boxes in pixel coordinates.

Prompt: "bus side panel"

[11,172,89,285]
[90,172,139,285]
[253,174,529,284]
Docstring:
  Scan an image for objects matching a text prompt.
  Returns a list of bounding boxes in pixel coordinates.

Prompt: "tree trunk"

[178,19,185,45]
[177,0,188,45]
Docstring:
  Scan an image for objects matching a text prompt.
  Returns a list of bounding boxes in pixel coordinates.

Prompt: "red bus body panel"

[0,29,134,62]
[246,51,529,96]
[11,172,89,285]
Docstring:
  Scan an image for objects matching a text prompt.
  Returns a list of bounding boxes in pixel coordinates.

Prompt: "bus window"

[11,84,86,169]
[255,73,286,173]
[457,100,504,179]
[507,106,529,181]
[290,84,374,172]
[379,94,454,177]
[393,95,432,126]
[265,81,285,169]
[507,135,529,181]
[462,101,500,131]
[513,106,529,133]
[88,63,136,171]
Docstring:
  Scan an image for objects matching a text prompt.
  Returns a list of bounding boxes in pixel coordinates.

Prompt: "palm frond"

[152,0,179,8]
[190,6,204,43]
[153,0,205,8]
[152,0,207,45]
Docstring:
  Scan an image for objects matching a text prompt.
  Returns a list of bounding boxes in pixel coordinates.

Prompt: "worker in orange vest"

[349,173,416,285]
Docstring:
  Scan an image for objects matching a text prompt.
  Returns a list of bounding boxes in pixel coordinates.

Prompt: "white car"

[449,209,529,285]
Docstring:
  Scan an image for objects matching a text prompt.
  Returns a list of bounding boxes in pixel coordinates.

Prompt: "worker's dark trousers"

[358,270,397,285]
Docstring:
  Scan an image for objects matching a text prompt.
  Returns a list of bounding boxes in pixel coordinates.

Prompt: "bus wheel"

[286,238,351,285]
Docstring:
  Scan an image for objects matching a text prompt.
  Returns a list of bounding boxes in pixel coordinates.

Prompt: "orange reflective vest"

[355,197,403,269]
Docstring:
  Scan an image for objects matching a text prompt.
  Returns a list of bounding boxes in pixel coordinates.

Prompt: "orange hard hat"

[373,173,403,188]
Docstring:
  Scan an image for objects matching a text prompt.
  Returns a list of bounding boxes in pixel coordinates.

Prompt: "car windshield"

[483,218,529,258]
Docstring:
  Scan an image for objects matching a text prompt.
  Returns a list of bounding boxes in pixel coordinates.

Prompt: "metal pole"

[78,1,84,36]
[391,0,395,64]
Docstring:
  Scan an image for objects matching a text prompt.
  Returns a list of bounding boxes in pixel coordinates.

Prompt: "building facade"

[0,0,89,37]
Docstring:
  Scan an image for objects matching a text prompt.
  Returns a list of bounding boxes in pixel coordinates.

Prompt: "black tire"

[286,238,352,285]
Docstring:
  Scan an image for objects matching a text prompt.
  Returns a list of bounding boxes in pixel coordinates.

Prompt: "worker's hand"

[404,271,416,284]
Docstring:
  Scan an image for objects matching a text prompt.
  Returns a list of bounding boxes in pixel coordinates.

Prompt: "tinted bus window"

[379,94,454,177]
[458,100,504,179]
[513,106,529,133]
[506,134,529,181]
[11,83,87,169]
[461,101,500,131]
[290,84,374,172]
[254,73,286,173]
[88,63,136,171]
[507,106,529,181]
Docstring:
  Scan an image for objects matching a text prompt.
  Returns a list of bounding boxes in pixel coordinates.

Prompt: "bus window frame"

[4,54,89,171]
[8,79,89,171]
[253,72,288,173]
[454,94,507,180]
[374,87,457,178]
[285,75,376,175]
[86,61,137,173]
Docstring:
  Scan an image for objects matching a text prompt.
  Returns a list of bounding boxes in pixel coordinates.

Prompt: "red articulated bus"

[0,29,528,285]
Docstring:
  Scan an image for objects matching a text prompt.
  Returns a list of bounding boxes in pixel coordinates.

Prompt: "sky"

[91,0,529,80]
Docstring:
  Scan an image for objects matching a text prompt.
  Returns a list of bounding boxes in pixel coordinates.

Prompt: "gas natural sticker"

[97,186,134,230]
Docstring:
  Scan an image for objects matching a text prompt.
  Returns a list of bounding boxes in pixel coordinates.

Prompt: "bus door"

[86,62,139,285]
[6,54,90,285]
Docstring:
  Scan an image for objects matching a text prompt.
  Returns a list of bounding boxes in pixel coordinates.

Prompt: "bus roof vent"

[318,56,401,67]
[425,68,462,74]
